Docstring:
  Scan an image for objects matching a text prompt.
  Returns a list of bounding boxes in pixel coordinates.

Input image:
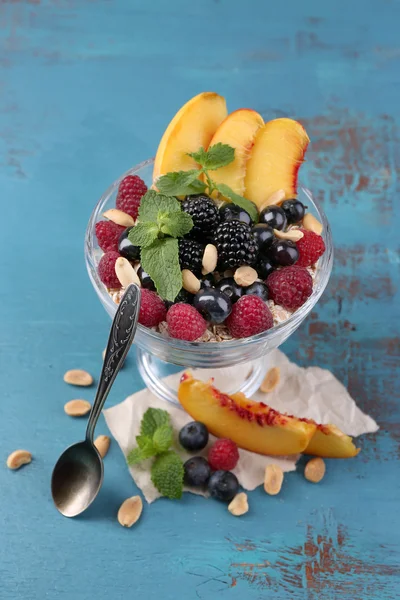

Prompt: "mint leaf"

[141,237,182,301]
[128,222,159,247]
[138,190,180,222]
[153,424,173,454]
[140,408,171,437]
[126,447,145,465]
[187,147,209,167]
[159,211,193,238]
[151,451,184,499]
[156,170,207,196]
[188,143,235,170]
[215,183,259,223]
[127,437,157,464]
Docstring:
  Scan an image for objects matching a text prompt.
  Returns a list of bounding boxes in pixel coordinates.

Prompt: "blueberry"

[245,281,269,301]
[193,288,232,324]
[219,203,253,226]
[118,227,140,261]
[269,240,299,266]
[208,470,239,502]
[256,257,275,280]
[184,457,211,487]
[259,205,287,231]
[179,421,209,452]
[137,267,155,290]
[215,277,243,304]
[281,199,305,224]
[201,274,215,290]
[252,224,274,255]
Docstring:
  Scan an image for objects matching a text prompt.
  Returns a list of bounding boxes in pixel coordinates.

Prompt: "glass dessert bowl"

[85,158,333,404]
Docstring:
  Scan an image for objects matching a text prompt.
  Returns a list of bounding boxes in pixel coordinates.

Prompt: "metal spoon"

[51,283,141,517]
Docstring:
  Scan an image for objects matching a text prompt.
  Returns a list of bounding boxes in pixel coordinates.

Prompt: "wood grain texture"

[0,0,399,598]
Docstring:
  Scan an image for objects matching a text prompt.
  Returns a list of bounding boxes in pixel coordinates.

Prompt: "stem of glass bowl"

[136,348,271,406]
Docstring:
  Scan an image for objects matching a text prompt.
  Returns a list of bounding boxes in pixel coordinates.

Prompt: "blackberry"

[214,221,258,270]
[182,194,220,240]
[178,239,204,275]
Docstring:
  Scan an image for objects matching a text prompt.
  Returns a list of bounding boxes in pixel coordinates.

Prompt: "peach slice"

[178,373,316,455]
[244,118,310,209]
[207,109,264,196]
[153,92,228,181]
[305,424,360,458]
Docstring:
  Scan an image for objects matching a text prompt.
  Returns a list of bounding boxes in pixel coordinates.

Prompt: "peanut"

[302,213,323,235]
[228,492,249,516]
[94,435,111,458]
[259,189,286,212]
[304,457,326,483]
[260,367,280,393]
[103,209,135,228]
[64,399,91,417]
[115,257,141,288]
[63,369,93,387]
[234,266,258,287]
[273,228,304,242]
[264,463,284,495]
[7,450,32,470]
[117,495,143,527]
[202,244,218,275]
[182,269,201,294]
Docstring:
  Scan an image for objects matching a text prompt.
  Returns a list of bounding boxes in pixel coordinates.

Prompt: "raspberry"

[226,295,273,338]
[166,303,207,341]
[296,229,326,267]
[95,220,125,252]
[208,439,239,471]
[139,289,167,327]
[116,175,148,220]
[267,265,313,310]
[98,251,121,288]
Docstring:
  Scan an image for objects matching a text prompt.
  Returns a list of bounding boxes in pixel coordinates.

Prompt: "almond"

[234,266,258,287]
[264,463,284,495]
[273,228,304,242]
[103,209,135,228]
[115,257,141,288]
[7,450,32,470]
[304,457,326,483]
[117,495,143,527]
[182,269,200,294]
[302,213,323,235]
[260,367,280,393]
[201,244,218,275]
[94,435,111,458]
[64,399,91,417]
[228,492,249,516]
[259,189,285,212]
[63,369,93,387]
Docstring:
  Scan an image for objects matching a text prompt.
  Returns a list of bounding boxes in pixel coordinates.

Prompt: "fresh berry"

[214,221,258,270]
[166,303,207,341]
[118,227,140,261]
[269,240,299,266]
[207,470,239,502]
[139,289,167,327]
[179,239,204,275]
[256,257,275,280]
[200,274,215,289]
[208,439,239,471]
[179,421,209,452]
[137,266,155,290]
[98,251,121,288]
[252,223,274,255]
[215,277,243,304]
[115,175,147,220]
[226,295,273,338]
[193,289,232,324]
[219,203,252,226]
[182,194,220,240]
[296,229,326,267]
[183,457,211,487]
[259,204,287,231]
[281,199,305,224]
[95,221,125,252]
[175,288,194,304]
[267,265,313,310]
[245,281,269,301]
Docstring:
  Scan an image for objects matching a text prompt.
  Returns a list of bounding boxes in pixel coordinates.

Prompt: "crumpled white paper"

[104,349,378,503]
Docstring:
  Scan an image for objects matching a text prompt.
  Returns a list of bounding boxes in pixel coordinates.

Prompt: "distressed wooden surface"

[0,1,399,598]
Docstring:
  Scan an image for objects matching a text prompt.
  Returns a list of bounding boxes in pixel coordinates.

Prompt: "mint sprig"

[141,238,182,302]
[156,170,207,196]
[126,408,184,500]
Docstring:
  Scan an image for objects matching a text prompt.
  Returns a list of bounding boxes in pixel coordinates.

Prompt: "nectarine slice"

[207,109,264,196]
[244,118,310,209]
[153,92,227,181]
[178,374,316,456]
[305,424,360,458]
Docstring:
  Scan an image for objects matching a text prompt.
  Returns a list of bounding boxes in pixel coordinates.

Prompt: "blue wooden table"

[1,1,399,598]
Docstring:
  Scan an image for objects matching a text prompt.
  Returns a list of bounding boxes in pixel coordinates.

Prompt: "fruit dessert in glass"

[85,92,333,403]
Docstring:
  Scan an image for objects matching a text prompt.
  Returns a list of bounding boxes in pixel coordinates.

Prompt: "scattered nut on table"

[304,457,326,483]
[94,435,111,458]
[228,492,249,516]
[260,367,280,393]
[63,369,93,387]
[118,495,143,527]
[64,399,91,417]
[264,464,284,495]
[6,450,32,470]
